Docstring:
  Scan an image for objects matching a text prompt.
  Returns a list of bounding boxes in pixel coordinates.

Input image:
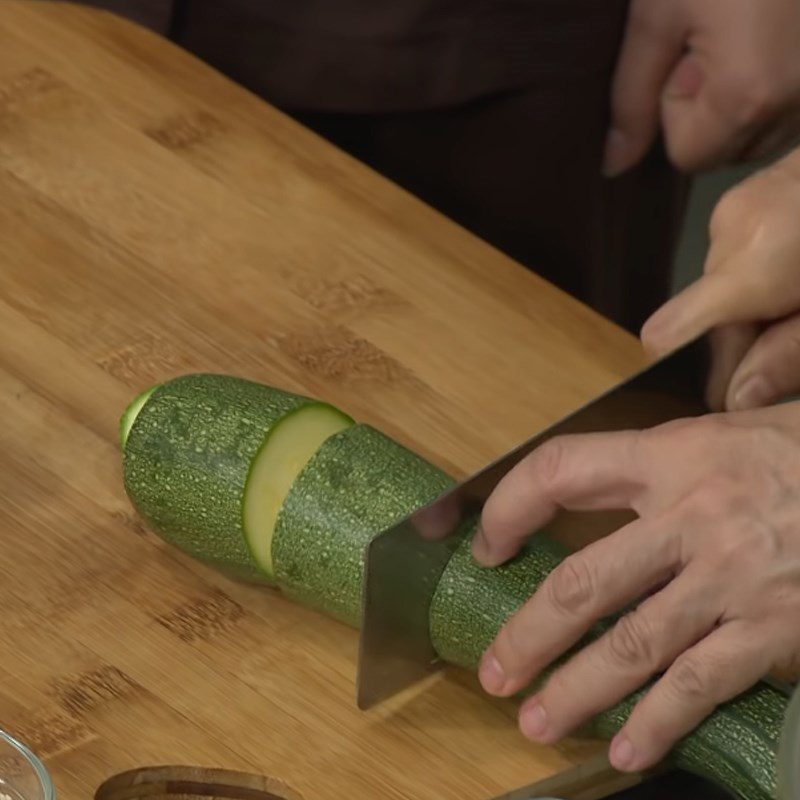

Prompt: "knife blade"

[488,752,648,800]
[357,335,711,709]
[488,756,736,800]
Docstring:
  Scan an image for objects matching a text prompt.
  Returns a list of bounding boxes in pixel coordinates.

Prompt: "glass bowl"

[0,731,54,800]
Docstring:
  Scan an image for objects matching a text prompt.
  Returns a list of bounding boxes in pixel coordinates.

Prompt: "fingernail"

[471,524,496,566]
[640,310,677,357]
[664,56,704,100]
[602,128,629,178]
[610,734,635,771]
[732,375,773,410]
[479,654,507,695]
[520,700,548,740]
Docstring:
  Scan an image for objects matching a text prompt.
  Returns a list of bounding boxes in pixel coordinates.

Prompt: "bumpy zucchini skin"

[122,375,786,800]
[274,414,784,800]
[273,423,454,625]
[123,374,315,582]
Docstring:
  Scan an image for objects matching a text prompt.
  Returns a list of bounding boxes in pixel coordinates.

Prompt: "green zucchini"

[122,374,353,581]
[432,536,784,800]
[121,374,786,800]
[119,385,158,448]
[273,423,453,626]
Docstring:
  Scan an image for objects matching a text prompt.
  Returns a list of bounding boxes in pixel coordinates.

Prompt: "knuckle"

[705,184,764,247]
[732,80,779,128]
[711,527,752,571]
[690,416,741,464]
[533,438,567,488]
[773,650,800,684]
[607,613,657,669]
[648,415,704,441]
[696,412,734,438]
[684,477,738,520]
[728,512,781,567]
[648,414,729,455]
[786,327,800,357]
[495,620,531,671]
[542,665,571,698]
[709,185,752,242]
[628,428,647,470]
[547,555,596,616]
[691,485,776,567]
[670,654,713,701]
[637,420,687,457]
[678,423,788,563]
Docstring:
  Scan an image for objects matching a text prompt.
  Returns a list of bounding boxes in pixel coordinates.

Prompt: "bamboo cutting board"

[0,3,646,799]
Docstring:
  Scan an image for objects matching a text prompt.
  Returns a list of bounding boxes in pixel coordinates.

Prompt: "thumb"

[603,0,685,178]
[727,312,800,411]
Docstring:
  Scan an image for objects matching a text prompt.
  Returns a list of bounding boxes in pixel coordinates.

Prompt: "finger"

[661,56,760,173]
[609,620,772,772]
[479,513,681,698]
[518,563,721,744]
[770,653,800,686]
[728,312,800,410]
[641,268,765,358]
[603,0,685,177]
[411,494,462,540]
[704,323,760,411]
[662,91,750,174]
[474,431,647,567]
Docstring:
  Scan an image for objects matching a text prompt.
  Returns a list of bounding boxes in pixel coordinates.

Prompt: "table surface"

[0,3,646,799]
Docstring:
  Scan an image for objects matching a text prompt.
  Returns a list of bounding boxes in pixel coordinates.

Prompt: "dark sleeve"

[168,0,630,113]
[75,0,175,35]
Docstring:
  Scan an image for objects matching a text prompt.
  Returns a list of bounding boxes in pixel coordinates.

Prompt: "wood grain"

[0,3,646,799]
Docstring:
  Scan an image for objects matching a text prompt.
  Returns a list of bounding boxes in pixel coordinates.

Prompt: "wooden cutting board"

[0,3,647,799]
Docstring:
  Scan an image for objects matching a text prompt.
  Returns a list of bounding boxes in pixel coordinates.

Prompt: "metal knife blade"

[357,335,711,709]
[488,755,735,800]
[488,752,648,800]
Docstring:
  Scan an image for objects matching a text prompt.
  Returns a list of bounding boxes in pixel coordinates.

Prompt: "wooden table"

[0,3,646,799]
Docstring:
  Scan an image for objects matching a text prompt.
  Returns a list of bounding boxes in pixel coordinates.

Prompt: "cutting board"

[0,3,646,799]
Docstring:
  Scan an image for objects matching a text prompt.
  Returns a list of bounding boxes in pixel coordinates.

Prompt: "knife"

[356,334,712,709]
[488,753,736,800]
[488,752,649,800]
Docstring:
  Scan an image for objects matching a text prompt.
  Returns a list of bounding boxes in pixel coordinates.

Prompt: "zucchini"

[121,374,786,800]
[273,423,453,626]
[119,385,158,448]
[122,374,352,581]
[432,536,784,800]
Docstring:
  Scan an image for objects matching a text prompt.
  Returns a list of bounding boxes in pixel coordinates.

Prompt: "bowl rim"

[0,730,55,800]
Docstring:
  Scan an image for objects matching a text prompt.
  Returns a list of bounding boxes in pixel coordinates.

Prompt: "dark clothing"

[290,97,686,333]
[172,0,631,113]
[83,0,688,331]
[84,0,174,33]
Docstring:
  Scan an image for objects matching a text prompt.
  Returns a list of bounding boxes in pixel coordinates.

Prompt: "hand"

[472,402,800,772]
[642,145,800,410]
[604,0,800,176]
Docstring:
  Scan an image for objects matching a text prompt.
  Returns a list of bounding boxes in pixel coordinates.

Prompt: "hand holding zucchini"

[472,403,800,780]
[121,374,787,800]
